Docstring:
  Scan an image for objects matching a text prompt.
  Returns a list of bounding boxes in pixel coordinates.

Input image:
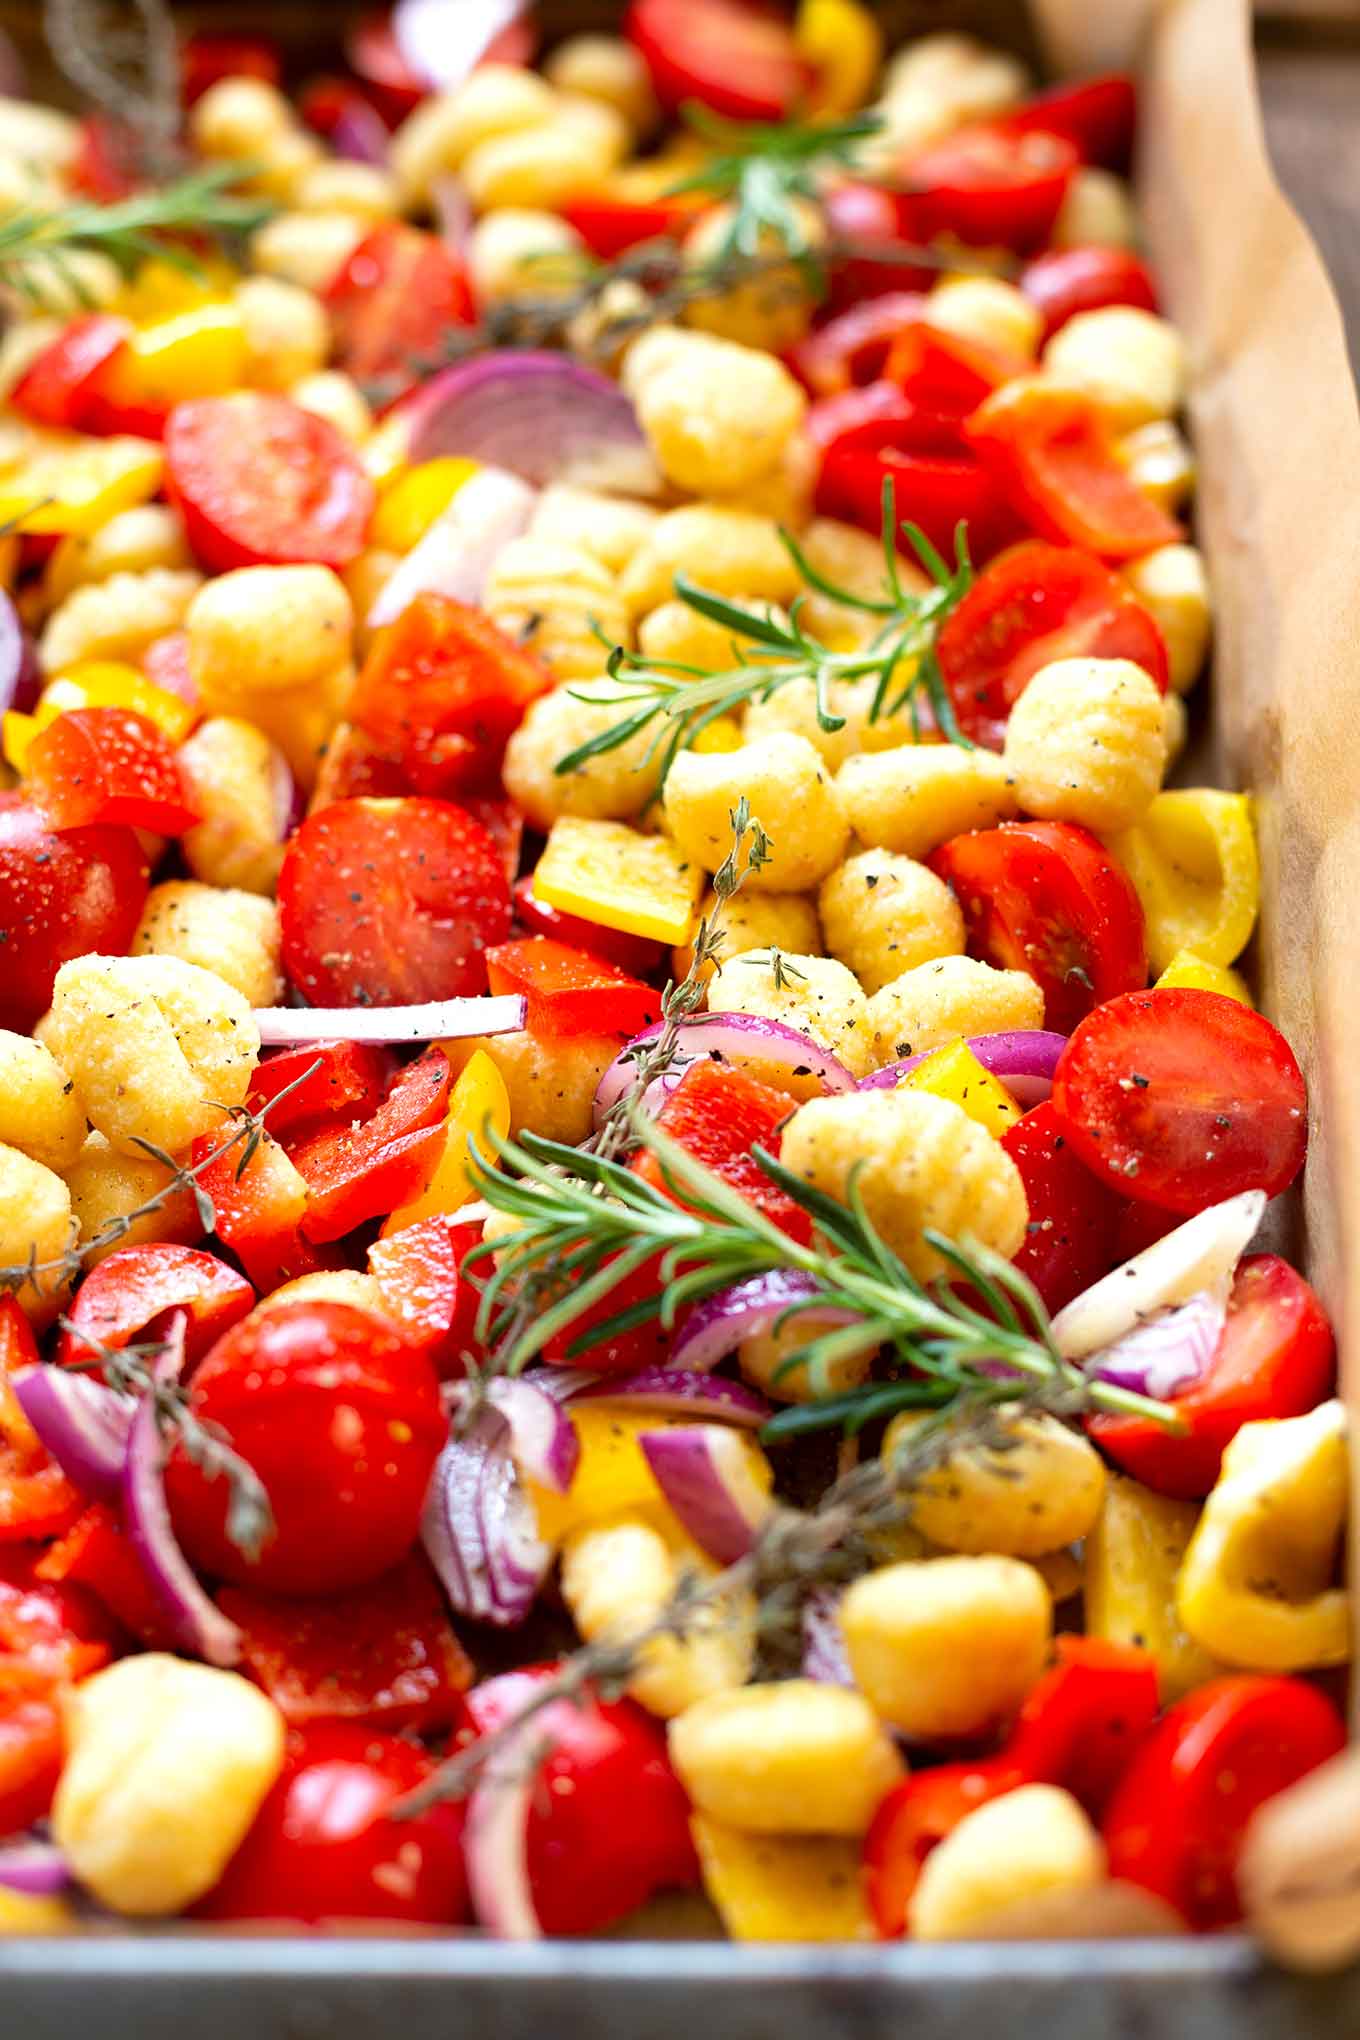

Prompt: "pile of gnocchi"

[0,0,1346,1951]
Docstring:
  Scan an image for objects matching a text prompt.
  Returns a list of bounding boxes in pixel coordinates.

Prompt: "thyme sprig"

[43,0,182,182]
[666,109,884,274]
[0,165,274,303]
[556,481,972,785]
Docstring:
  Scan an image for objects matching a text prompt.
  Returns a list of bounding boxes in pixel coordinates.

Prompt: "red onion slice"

[593,1013,855,1130]
[367,467,536,629]
[464,1696,577,1940]
[0,1838,70,1897]
[670,1271,850,1375]
[421,1407,551,1627]
[0,591,39,716]
[331,97,391,165]
[639,1426,773,1563]
[253,995,525,1045]
[1086,1280,1230,1401]
[483,1377,580,1494]
[858,1030,1069,1106]
[402,352,662,497]
[393,0,525,90]
[12,1366,134,1502]
[570,1368,771,1428]
[801,1587,852,1686]
[269,749,303,844]
[122,1319,244,1670]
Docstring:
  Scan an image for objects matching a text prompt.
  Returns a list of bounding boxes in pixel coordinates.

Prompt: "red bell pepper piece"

[56,1244,255,1373]
[248,1041,395,1141]
[630,1061,811,1244]
[189,1128,339,1295]
[0,1548,119,1684]
[512,876,665,976]
[486,936,662,1039]
[10,314,133,431]
[0,1669,67,1834]
[821,182,937,310]
[0,1320,83,1543]
[560,191,699,259]
[68,116,142,203]
[26,707,199,835]
[883,321,1030,420]
[0,1298,38,1376]
[1006,1637,1160,1819]
[219,1551,472,1732]
[367,1214,473,1375]
[1004,74,1138,171]
[290,1048,452,1244]
[789,293,929,397]
[542,1251,671,1377]
[865,1757,1022,1937]
[35,1502,173,1646]
[809,384,1023,562]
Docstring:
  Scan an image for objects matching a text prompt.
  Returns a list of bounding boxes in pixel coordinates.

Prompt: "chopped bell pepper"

[795,0,883,116]
[486,935,663,1040]
[695,1815,875,1941]
[36,660,198,745]
[1155,948,1253,1005]
[1084,1471,1226,1701]
[1107,789,1259,974]
[369,1213,480,1372]
[249,1040,394,1140]
[35,1502,173,1645]
[25,705,198,833]
[371,458,480,552]
[533,816,704,946]
[631,1062,813,1245]
[900,1038,1021,1137]
[189,1128,336,1295]
[290,1047,452,1244]
[512,875,667,975]
[0,425,163,536]
[97,301,248,413]
[113,257,236,323]
[379,1048,510,1233]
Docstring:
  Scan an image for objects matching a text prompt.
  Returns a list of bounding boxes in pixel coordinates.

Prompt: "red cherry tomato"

[1050,989,1309,1212]
[324,224,475,397]
[165,394,375,573]
[288,1047,452,1243]
[350,592,551,798]
[166,1300,446,1594]
[279,796,513,1008]
[1102,1676,1345,1929]
[898,123,1079,252]
[1001,1100,1128,1313]
[1005,74,1137,170]
[464,1666,699,1935]
[929,821,1148,1034]
[865,1757,1021,1937]
[56,1246,255,1373]
[1020,245,1160,341]
[219,1551,471,1731]
[26,706,198,834]
[789,293,929,397]
[247,1041,395,1140]
[10,314,132,431]
[821,181,936,310]
[486,936,662,1038]
[935,540,1168,748]
[198,1721,469,1925]
[1089,1253,1335,1497]
[512,874,665,975]
[966,380,1182,560]
[1007,1637,1160,1820]
[0,792,149,1031]
[625,0,813,122]
[180,33,281,103]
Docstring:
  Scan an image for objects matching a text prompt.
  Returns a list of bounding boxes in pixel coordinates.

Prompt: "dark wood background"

[1256,13,1360,376]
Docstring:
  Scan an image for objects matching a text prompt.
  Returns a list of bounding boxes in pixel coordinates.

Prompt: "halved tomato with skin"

[896,123,1078,252]
[1020,246,1160,341]
[324,224,475,396]
[930,821,1148,1034]
[625,0,813,122]
[165,394,374,573]
[1001,1101,1129,1313]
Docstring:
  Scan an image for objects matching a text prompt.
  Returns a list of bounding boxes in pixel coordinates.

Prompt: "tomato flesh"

[0,792,149,1031]
[165,393,375,572]
[625,0,813,123]
[368,1216,471,1374]
[10,314,132,431]
[1001,1101,1129,1313]
[1007,1637,1160,1820]
[866,1758,1020,1936]
[1050,989,1309,1211]
[898,123,1079,252]
[324,224,475,396]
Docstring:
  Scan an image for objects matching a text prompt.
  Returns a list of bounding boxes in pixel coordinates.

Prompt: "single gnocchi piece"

[1122,543,1212,693]
[672,887,822,986]
[234,276,330,393]
[484,537,631,679]
[0,1142,73,1320]
[639,597,763,674]
[779,1087,1028,1279]
[189,76,294,160]
[1002,656,1167,832]
[187,565,354,705]
[389,64,558,204]
[42,954,260,1160]
[287,370,374,445]
[501,679,662,830]
[928,275,1042,359]
[177,716,292,897]
[1118,419,1196,513]
[0,1031,86,1171]
[739,1306,874,1404]
[132,882,284,1008]
[841,1555,1052,1741]
[542,35,658,130]
[255,1269,390,1317]
[622,326,807,498]
[38,567,202,674]
[669,1680,904,1837]
[742,674,930,772]
[910,1785,1106,1940]
[1044,308,1186,431]
[442,1029,620,1146]
[819,849,965,993]
[461,100,629,212]
[706,948,872,1080]
[289,160,399,222]
[864,954,1045,1066]
[53,1655,285,1917]
[528,484,659,576]
[663,735,849,892]
[1052,167,1137,249]
[468,207,588,305]
[62,1132,197,1265]
[691,1817,874,1943]
[248,212,365,294]
[619,503,801,620]
[43,505,191,607]
[837,742,1019,859]
[681,202,823,352]
[883,1409,1105,1556]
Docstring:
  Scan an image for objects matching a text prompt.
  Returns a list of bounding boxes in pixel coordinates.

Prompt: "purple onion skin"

[0,593,40,715]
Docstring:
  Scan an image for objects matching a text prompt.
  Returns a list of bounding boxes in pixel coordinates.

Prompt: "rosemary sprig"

[666,109,883,274]
[0,165,274,302]
[556,481,972,785]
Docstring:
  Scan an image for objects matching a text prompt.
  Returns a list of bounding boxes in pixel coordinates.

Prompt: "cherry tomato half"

[1001,1101,1129,1313]
[1050,989,1309,1212]
[165,394,375,573]
[166,1300,446,1594]
[1004,74,1138,171]
[1102,1676,1345,1929]
[1020,245,1160,342]
[324,224,475,398]
[0,792,149,1031]
[865,1758,1020,1937]
[625,0,813,123]
[1089,1253,1335,1497]
[278,795,513,1007]
[930,821,1148,1033]
[820,182,936,310]
[56,1245,255,1373]
[1006,1637,1160,1821]
[10,314,132,432]
[935,539,1169,748]
[897,123,1079,252]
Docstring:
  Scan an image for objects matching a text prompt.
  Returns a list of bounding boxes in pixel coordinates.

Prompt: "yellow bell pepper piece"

[534,817,704,946]
[691,716,745,755]
[529,1407,773,1548]
[1106,789,1259,975]
[1176,1400,1351,1673]
[2,711,39,775]
[100,302,248,410]
[379,1048,510,1234]
[371,458,480,553]
[38,661,197,745]
[692,1815,875,1942]
[795,0,884,116]
[1155,948,1253,1006]
[0,425,163,537]
[900,1038,1020,1138]
[1084,1471,1226,1701]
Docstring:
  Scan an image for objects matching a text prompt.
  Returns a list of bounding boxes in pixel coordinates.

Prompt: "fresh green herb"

[44,0,182,181]
[666,108,884,275]
[0,164,274,302]
[760,948,808,992]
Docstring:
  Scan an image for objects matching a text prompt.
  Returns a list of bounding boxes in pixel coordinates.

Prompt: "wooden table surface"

[1256,17,1360,373]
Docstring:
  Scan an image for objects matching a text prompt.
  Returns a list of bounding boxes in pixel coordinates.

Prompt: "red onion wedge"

[464,1696,576,1940]
[570,1368,771,1428]
[801,1587,852,1686]
[1086,1281,1229,1401]
[402,352,662,497]
[483,1377,580,1494]
[859,1031,1068,1106]
[0,1839,70,1898]
[639,1426,773,1563]
[331,96,390,165]
[593,1013,855,1130]
[393,0,526,91]
[122,1318,244,1670]
[12,1366,134,1502]
[421,1406,551,1627]
[253,995,525,1045]
[366,466,536,629]
[670,1271,851,1375]
[1052,1190,1266,1361]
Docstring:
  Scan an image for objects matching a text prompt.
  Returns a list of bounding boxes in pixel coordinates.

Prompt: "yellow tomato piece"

[379,1048,510,1233]
[1106,789,1258,975]
[900,1038,1020,1138]
[529,1406,773,1548]
[40,661,197,744]
[102,302,248,409]
[362,414,414,488]
[691,715,745,755]
[0,427,163,537]
[372,458,480,553]
[795,0,883,115]
[1155,948,1253,1006]
[692,1815,875,1942]
[2,710,39,775]
[534,817,703,946]
[1084,1471,1226,1702]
